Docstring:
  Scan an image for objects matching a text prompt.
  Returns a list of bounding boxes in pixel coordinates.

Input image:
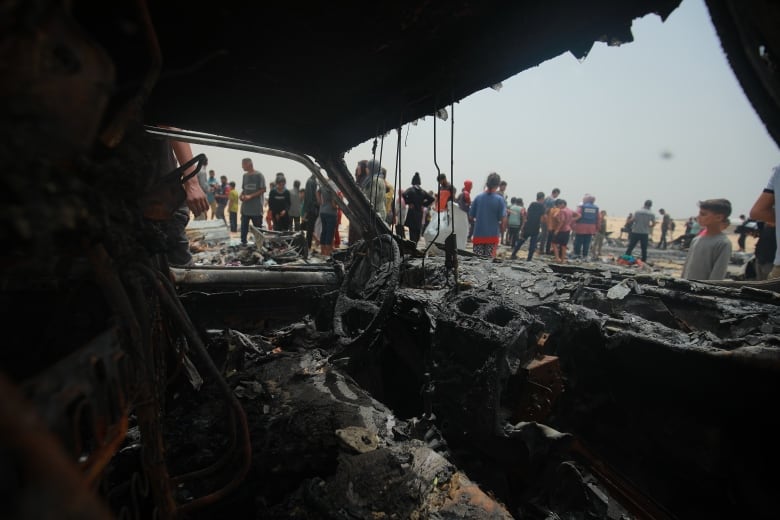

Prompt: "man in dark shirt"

[239,157,266,245]
[511,191,546,261]
[268,173,292,231]
[402,172,435,245]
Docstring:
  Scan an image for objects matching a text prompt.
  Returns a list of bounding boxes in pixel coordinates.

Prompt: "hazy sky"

[194,0,778,220]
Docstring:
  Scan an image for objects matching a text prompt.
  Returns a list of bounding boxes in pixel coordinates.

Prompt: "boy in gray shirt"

[681,199,733,280]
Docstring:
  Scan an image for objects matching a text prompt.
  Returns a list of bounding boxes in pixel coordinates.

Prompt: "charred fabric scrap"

[146,255,780,518]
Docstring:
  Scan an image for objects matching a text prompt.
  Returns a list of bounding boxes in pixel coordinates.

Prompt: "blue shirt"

[578,202,599,225]
[469,191,507,239]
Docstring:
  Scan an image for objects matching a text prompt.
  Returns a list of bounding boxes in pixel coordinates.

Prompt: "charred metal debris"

[6,220,780,518]
[4,0,780,518]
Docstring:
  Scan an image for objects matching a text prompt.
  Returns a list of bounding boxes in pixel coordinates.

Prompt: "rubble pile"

[116,250,780,519]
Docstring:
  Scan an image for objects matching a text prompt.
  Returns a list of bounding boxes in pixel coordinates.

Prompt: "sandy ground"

[199,206,755,279]
[600,216,754,253]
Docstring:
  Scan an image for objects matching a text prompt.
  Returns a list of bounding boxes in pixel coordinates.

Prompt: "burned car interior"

[3,1,780,518]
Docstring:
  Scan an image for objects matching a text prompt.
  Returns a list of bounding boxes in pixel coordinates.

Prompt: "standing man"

[551,199,576,263]
[289,179,302,231]
[364,159,387,220]
[239,157,266,246]
[753,222,776,280]
[572,194,600,258]
[511,192,545,261]
[540,188,560,255]
[506,197,524,251]
[456,179,473,241]
[658,208,672,249]
[469,172,507,258]
[207,168,218,219]
[268,173,292,231]
[592,210,608,259]
[435,173,454,212]
[735,214,749,252]
[303,172,320,251]
[625,199,656,262]
[749,164,780,279]
[498,180,509,244]
[402,172,435,245]
[214,175,230,223]
[498,180,508,200]
[317,175,340,256]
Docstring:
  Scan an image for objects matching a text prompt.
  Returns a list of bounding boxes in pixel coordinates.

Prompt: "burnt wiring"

[392,125,403,239]
[369,133,385,239]
[134,263,252,514]
[446,100,458,285]
[421,105,444,279]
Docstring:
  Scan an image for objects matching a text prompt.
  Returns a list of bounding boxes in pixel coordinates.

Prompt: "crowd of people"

[181,152,780,283]
[191,157,304,241]
[194,156,349,257]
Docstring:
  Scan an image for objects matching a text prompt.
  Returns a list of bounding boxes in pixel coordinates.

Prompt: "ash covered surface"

[120,251,780,519]
[3,1,780,517]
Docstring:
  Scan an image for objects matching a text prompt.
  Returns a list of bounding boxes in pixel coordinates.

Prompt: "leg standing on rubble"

[625,200,656,262]
[303,172,320,251]
[317,176,340,256]
[239,158,266,245]
[512,192,545,261]
[658,208,671,249]
[289,180,302,231]
[592,210,607,258]
[572,194,599,258]
[228,181,239,232]
[269,173,292,231]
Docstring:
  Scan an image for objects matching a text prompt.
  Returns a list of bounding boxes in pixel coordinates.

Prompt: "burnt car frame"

[2,0,780,518]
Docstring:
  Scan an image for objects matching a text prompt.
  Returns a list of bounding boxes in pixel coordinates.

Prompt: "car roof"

[83,1,682,154]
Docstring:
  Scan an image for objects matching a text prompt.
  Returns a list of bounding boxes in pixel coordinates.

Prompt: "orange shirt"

[437,186,452,211]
